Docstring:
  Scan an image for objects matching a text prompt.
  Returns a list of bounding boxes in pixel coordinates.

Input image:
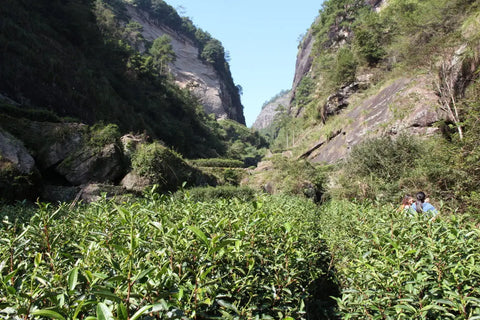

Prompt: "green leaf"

[150,221,162,230]
[72,300,84,320]
[68,267,79,292]
[31,310,66,320]
[92,290,122,302]
[34,253,42,267]
[188,226,209,247]
[130,305,152,320]
[133,266,155,284]
[217,299,239,314]
[117,302,128,320]
[97,302,114,320]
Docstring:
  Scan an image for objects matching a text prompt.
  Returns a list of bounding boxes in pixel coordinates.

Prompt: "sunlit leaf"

[31,309,65,320]
[130,305,152,320]
[188,226,209,247]
[96,302,113,320]
[68,267,79,292]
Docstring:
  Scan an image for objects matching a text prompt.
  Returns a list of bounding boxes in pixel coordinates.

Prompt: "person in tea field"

[411,191,438,216]
[399,194,414,211]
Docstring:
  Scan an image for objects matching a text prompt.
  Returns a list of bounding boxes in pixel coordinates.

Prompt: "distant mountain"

[252,90,291,130]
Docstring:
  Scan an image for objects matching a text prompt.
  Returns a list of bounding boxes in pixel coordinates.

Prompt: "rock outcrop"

[126,5,245,124]
[0,114,217,202]
[301,76,447,164]
[252,91,291,130]
[0,129,39,200]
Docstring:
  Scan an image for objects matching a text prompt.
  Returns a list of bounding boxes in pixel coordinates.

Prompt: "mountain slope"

[0,0,244,158]
[276,0,480,163]
[124,3,245,123]
[252,90,291,130]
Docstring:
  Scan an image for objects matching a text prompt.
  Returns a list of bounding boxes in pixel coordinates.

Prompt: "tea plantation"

[1,193,479,319]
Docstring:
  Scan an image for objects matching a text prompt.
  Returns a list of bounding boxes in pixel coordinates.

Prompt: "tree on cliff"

[149,35,176,74]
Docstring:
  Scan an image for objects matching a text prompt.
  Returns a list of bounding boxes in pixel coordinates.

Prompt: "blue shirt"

[411,202,438,216]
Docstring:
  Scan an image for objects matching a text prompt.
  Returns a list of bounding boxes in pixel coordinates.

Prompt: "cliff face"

[291,24,316,99]
[252,91,291,130]
[126,5,245,124]
[282,0,464,164]
[299,77,447,163]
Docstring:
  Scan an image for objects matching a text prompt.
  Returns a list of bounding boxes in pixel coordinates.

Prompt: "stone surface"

[126,5,244,124]
[252,91,291,130]
[29,122,86,170]
[79,183,128,203]
[0,128,39,201]
[120,171,152,193]
[307,76,447,164]
[0,129,35,174]
[56,143,126,185]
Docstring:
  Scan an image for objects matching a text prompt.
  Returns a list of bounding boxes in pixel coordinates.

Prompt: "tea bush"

[175,185,257,202]
[190,158,245,168]
[317,200,480,319]
[0,194,337,319]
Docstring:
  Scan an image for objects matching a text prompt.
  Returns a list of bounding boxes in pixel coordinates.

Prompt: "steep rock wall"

[126,6,245,123]
[252,91,291,130]
[300,76,447,164]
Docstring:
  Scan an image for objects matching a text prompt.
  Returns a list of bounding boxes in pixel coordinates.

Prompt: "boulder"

[31,122,86,170]
[0,129,39,200]
[0,129,35,174]
[56,143,126,185]
[79,183,129,203]
[120,172,152,193]
[323,82,359,121]
[120,133,147,158]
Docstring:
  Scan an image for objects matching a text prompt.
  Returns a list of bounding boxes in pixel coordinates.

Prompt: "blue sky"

[164,1,323,127]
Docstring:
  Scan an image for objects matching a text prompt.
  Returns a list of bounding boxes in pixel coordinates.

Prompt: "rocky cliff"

[281,0,469,164]
[252,91,291,130]
[126,5,245,124]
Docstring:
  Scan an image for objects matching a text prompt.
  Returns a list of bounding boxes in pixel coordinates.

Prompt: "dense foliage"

[0,194,337,319]
[0,0,245,158]
[317,200,480,319]
[131,142,216,192]
[281,0,480,126]
[2,192,480,319]
[216,120,268,166]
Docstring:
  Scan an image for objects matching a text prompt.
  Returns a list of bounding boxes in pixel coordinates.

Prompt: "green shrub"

[176,185,256,202]
[88,123,121,148]
[352,9,388,65]
[222,168,242,186]
[328,134,423,202]
[131,142,216,191]
[190,158,244,168]
[252,155,330,201]
[333,46,358,86]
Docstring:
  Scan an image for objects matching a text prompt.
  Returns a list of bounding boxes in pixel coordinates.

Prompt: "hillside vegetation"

[0,0,251,159]
[262,0,480,211]
[1,0,480,318]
